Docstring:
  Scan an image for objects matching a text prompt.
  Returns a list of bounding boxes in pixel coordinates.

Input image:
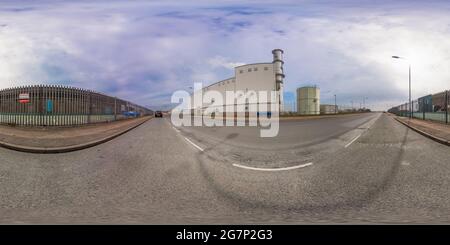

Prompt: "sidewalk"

[0,116,152,153]
[279,112,371,120]
[395,116,450,146]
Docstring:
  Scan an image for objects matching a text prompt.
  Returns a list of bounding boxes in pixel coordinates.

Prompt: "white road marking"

[345,134,362,148]
[184,137,204,152]
[171,124,203,152]
[232,162,313,171]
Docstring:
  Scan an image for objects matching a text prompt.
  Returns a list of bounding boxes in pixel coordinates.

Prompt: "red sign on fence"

[19,93,30,103]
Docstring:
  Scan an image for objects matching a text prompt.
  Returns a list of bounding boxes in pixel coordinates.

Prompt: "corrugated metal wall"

[388,90,449,124]
[0,85,152,126]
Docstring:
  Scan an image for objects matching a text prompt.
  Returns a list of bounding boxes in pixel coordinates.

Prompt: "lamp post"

[363,97,368,110]
[392,56,412,119]
[334,94,337,114]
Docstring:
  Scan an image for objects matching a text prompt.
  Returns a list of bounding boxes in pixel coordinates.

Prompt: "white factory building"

[188,49,285,116]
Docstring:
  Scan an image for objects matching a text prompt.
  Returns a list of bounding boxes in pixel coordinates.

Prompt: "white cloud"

[207,56,245,70]
[0,0,449,111]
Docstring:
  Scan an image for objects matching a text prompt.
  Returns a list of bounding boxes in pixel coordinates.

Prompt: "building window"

[227,80,230,84]
[232,79,235,83]
[254,67,258,71]
[248,68,252,72]
[264,67,268,71]
[239,70,243,74]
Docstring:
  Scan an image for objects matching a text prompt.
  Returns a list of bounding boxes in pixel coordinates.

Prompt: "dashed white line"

[184,137,204,152]
[171,125,204,152]
[232,162,313,171]
[345,134,362,148]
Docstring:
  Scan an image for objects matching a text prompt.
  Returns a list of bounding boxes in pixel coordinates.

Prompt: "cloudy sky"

[1,0,449,110]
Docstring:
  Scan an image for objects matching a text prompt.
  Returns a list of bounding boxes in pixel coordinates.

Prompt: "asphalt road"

[0,112,449,224]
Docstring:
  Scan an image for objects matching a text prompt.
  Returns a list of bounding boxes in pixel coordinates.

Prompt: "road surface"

[0,112,449,223]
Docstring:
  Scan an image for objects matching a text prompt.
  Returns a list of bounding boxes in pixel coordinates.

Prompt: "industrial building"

[297,86,320,115]
[388,90,449,124]
[188,49,285,116]
[432,91,448,112]
[0,85,152,126]
[418,94,433,113]
[320,104,338,114]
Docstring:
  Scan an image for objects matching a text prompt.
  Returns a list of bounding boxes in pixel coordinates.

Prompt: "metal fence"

[388,90,449,124]
[0,85,153,126]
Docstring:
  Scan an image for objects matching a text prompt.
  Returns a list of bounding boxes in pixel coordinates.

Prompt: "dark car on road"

[155,111,163,117]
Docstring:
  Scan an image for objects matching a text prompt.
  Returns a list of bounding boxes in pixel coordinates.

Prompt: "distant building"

[297,86,320,115]
[418,95,433,112]
[432,91,447,112]
[320,104,338,114]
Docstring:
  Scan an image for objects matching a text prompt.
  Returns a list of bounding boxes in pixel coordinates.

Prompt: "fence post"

[114,97,117,121]
[423,100,425,120]
[88,91,91,124]
[446,90,448,124]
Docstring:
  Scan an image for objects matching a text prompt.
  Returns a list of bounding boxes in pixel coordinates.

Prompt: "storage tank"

[297,86,320,115]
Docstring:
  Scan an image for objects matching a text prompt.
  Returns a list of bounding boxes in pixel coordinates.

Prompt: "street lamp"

[363,97,368,110]
[334,94,337,114]
[323,90,338,114]
[392,56,412,119]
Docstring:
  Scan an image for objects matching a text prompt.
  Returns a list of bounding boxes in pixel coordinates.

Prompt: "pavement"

[279,112,372,121]
[394,116,450,145]
[0,116,152,153]
[0,112,449,224]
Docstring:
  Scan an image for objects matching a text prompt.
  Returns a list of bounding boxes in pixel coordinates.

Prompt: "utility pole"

[362,97,368,111]
[409,64,412,119]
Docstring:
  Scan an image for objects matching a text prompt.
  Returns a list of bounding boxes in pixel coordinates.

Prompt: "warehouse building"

[0,85,152,126]
[320,104,338,114]
[297,86,320,115]
[188,49,285,117]
[432,91,448,112]
[388,90,449,124]
[418,94,433,112]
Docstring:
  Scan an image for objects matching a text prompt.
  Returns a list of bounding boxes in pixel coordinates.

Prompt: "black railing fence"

[0,85,152,126]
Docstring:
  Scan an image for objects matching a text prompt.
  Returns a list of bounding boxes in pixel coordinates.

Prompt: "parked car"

[155,111,163,117]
